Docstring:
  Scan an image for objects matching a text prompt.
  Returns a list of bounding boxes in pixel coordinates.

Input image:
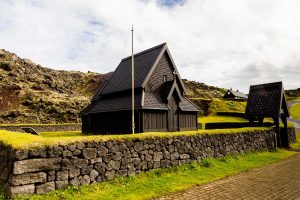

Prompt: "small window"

[163,75,167,82]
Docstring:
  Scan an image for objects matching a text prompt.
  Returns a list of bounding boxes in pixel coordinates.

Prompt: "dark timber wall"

[85,111,143,134]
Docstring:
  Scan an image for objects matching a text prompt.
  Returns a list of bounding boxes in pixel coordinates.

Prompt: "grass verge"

[0,127,272,149]
[290,103,300,121]
[12,149,296,200]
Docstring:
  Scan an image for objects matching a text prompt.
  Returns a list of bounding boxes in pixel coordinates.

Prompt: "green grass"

[0,127,272,149]
[12,149,296,200]
[290,103,300,121]
[198,115,248,124]
[287,96,300,102]
[290,131,300,149]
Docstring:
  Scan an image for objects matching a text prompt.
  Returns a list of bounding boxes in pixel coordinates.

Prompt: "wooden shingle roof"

[245,81,289,118]
[93,43,165,101]
[82,43,200,114]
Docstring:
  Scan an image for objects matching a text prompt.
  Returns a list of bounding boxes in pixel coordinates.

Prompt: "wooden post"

[273,117,280,147]
[131,26,135,134]
[281,113,289,147]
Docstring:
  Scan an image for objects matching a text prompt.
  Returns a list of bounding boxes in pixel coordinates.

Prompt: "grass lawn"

[0,127,272,149]
[290,103,300,121]
[290,130,300,150]
[11,149,296,200]
[287,96,300,102]
[198,115,248,124]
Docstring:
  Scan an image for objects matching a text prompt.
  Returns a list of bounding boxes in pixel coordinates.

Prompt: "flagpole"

[131,26,135,134]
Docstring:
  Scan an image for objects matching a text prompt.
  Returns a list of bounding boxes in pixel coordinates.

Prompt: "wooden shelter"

[81,43,200,134]
[223,89,248,100]
[245,81,290,147]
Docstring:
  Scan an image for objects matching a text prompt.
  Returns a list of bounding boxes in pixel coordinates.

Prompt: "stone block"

[56,180,69,189]
[56,170,68,181]
[9,184,35,197]
[29,148,47,158]
[171,152,179,160]
[94,162,106,174]
[13,158,61,175]
[77,142,85,150]
[161,160,171,168]
[98,146,108,156]
[73,149,81,156]
[112,152,123,161]
[90,157,102,164]
[179,154,190,159]
[82,148,97,159]
[48,171,55,181]
[90,169,99,182]
[10,172,46,186]
[79,175,90,185]
[67,144,77,152]
[14,149,29,160]
[81,165,93,175]
[63,150,73,158]
[105,170,115,180]
[153,152,163,162]
[134,142,144,152]
[116,169,127,177]
[70,177,80,186]
[69,168,80,178]
[107,160,120,170]
[36,181,55,194]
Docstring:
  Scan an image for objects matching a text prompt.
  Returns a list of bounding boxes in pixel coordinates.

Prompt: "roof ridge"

[121,43,166,61]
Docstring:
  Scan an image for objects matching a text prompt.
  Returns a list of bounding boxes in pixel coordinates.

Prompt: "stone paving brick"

[156,153,300,200]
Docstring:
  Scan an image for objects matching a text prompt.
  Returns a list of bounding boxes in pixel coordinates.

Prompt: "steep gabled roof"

[245,81,289,118]
[227,89,248,99]
[82,43,199,114]
[92,43,186,101]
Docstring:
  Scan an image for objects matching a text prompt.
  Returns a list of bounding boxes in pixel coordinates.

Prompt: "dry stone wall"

[0,124,81,132]
[0,128,296,197]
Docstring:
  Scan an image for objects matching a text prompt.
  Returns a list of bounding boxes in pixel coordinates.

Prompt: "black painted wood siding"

[143,110,167,132]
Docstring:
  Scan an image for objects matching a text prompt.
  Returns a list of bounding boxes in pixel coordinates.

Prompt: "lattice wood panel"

[245,82,284,118]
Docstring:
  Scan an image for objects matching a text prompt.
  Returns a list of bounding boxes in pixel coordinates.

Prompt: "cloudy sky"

[1,0,300,92]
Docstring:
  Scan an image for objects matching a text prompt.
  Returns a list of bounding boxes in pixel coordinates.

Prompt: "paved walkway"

[157,153,300,200]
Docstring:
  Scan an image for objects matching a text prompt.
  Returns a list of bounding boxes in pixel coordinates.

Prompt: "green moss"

[0,127,272,149]
[14,150,296,200]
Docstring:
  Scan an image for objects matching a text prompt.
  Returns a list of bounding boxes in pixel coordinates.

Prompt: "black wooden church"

[81,43,200,133]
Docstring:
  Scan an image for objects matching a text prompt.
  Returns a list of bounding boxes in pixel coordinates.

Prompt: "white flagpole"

[131,26,135,134]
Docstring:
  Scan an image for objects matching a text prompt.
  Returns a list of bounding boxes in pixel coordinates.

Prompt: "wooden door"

[168,95,179,131]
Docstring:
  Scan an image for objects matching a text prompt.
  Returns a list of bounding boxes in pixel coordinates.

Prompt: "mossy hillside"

[0,127,272,149]
[208,98,246,115]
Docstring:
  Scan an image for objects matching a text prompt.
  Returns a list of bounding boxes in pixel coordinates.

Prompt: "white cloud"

[1,0,300,92]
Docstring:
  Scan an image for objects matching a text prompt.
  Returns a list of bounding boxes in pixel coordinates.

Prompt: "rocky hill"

[0,49,112,124]
[0,49,226,124]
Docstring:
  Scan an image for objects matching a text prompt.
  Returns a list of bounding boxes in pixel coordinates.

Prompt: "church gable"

[145,52,175,93]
